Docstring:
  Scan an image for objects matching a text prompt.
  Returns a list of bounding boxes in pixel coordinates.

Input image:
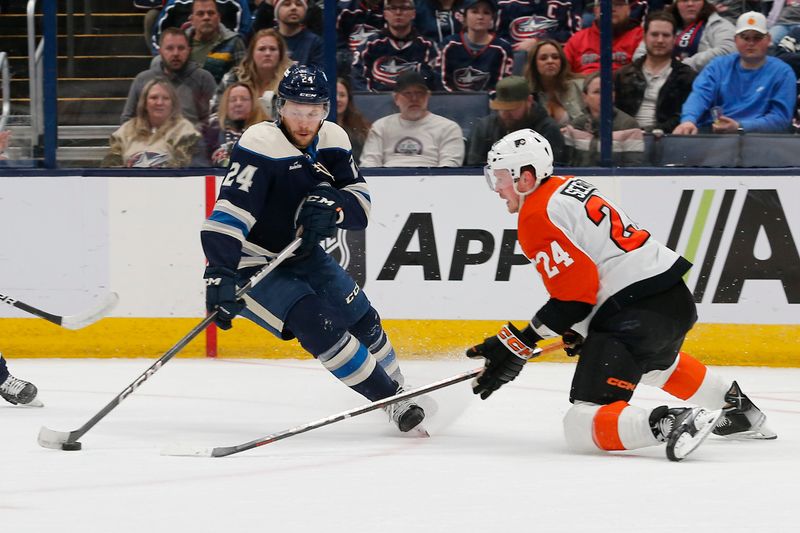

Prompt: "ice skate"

[384,386,426,434]
[713,381,777,440]
[0,373,43,407]
[664,407,723,462]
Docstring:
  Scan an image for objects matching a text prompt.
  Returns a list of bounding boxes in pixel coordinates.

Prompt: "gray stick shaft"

[57,238,302,444]
[209,368,483,457]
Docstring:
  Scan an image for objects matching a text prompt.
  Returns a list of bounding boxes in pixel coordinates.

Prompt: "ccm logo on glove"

[497,325,537,359]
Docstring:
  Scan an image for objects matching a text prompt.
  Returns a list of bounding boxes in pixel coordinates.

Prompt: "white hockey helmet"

[484,128,554,194]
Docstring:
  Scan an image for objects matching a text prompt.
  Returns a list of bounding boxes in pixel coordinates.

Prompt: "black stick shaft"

[60,238,302,444]
[1,293,64,325]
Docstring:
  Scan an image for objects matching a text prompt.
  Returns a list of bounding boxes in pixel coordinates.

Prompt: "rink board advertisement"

[0,172,797,363]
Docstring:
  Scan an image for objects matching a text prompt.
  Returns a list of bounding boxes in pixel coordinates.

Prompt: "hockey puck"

[61,442,82,451]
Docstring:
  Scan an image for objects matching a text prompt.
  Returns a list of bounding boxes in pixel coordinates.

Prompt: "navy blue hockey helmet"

[278,64,330,105]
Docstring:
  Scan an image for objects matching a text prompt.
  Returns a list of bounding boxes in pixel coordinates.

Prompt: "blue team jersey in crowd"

[201,121,371,271]
[439,32,514,92]
[353,30,441,91]
[496,0,579,44]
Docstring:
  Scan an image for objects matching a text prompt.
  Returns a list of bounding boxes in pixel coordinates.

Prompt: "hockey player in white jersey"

[466,128,775,460]
[201,64,424,432]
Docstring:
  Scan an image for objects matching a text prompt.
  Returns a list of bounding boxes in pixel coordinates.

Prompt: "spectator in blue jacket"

[276,0,324,66]
[673,11,797,134]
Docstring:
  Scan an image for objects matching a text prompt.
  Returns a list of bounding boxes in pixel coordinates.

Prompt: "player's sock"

[317,332,398,401]
[286,296,397,401]
[350,306,404,386]
[641,351,729,408]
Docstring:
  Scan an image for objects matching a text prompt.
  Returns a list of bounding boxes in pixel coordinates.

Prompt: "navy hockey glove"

[296,184,345,255]
[466,322,540,400]
[562,329,584,357]
[204,266,244,330]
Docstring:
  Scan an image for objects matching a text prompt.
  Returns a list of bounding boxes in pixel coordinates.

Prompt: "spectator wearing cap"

[563,0,643,74]
[276,0,324,66]
[615,11,697,133]
[673,11,797,134]
[465,75,565,165]
[439,0,513,92]
[186,0,246,83]
[359,71,465,167]
[352,0,440,91]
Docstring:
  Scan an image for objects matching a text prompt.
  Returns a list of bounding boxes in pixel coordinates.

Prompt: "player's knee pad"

[284,295,346,356]
[642,351,727,408]
[563,401,661,452]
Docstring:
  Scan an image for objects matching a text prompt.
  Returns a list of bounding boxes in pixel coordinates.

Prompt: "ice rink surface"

[2,357,798,533]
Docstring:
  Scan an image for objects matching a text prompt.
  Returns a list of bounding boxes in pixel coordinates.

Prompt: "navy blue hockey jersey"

[201,121,371,271]
[337,0,386,52]
[439,33,513,92]
[353,30,441,91]
[496,0,578,45]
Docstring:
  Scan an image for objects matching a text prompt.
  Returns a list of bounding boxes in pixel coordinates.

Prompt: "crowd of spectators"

[93,0,800,168]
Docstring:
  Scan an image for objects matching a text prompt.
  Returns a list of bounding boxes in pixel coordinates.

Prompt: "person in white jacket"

[359,71,465,167]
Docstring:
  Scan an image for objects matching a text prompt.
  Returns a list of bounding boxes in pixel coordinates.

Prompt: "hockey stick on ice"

[162,341,566,458]
[0,291,119,330]
[37,238,302,452]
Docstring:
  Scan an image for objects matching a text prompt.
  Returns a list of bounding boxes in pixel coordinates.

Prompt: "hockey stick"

[162,341,566,458]
[37,238,302,452]
[0,291,119,330]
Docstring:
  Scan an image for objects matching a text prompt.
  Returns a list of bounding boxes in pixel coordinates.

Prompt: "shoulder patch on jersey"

[318,121,353,151]
[238,121,299,160]
[559,179,596,203]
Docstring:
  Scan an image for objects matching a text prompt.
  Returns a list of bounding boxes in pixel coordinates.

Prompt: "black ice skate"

[664,407,723,462]
[0,373,42,407]
[649,405,691,442]
[383,387,426,433]
[713,381,777,440]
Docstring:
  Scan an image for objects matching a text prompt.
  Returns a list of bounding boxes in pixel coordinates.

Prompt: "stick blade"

[61,292,119,330]
[160,443,216,458]
[38,426,73,450]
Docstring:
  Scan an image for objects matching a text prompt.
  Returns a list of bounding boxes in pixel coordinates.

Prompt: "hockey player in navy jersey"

[439,0,513,92]
[201,64,425,432]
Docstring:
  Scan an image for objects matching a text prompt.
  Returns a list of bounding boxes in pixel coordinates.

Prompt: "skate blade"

[667,408,723,462]
[24,397,44,408]
[404,425,430,438]
[717,425,778,440]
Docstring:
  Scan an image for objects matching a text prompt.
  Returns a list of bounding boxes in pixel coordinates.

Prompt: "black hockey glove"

[562,329,584,357]
[466,322,540,400]
[204,266,245,330]
[296,184,345,256]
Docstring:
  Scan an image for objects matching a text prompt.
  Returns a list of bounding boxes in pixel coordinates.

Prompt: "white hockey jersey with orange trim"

[518,175,691,337]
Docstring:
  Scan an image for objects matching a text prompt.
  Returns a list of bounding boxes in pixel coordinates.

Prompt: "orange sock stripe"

[661,352,707,400]
[592,401,628,451]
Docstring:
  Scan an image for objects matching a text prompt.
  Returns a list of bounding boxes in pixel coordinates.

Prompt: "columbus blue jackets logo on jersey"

[395,137,423,156]
[510,15,558,41]
[125,151,171,168]
[349,24,381,50]
[371,58,420,87]
[453,66,491,91]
